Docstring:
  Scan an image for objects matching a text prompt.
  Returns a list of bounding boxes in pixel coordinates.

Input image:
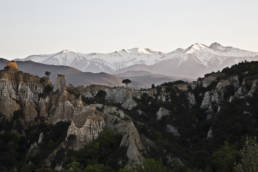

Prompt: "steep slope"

[2,61,258,171]
[0,68,143,170]
[79,61,258,171]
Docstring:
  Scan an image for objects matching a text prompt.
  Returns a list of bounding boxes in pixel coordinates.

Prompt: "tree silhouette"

[122,79,131,87]
[45,71,51,78]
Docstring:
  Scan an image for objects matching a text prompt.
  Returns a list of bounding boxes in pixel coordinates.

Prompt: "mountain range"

[20,42,258,79]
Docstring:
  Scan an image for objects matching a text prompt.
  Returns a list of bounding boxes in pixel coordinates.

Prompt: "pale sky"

[0,0,258,59]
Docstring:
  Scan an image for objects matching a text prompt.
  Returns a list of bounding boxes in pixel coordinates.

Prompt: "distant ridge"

[0,58,122,87]
[16,43,258,79]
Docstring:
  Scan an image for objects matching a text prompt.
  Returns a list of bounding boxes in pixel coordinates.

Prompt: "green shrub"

[85,164,114,172]
[235,138,258,172]
[135,158,168,172]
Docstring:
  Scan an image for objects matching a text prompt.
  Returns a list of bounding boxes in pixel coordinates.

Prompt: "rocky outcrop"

[200,92,211,110]
[67,114,105,150]
[0,69,144,165]
[2,61,258,169]
[166,124,180,136]
[201,74,217,88]
[66,104,144,165]
[102,105,144,165]
[0,69,45,120]
[187,92,196,106]
[207,127,213,139]
[82,86,139,110]
[66,104,106,150]
[54,74,66,92]
[156,107,170,120]
[119,121,143,166]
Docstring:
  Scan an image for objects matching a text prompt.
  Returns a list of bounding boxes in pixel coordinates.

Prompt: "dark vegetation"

[1,62,258,171]
[63,129,127,171]
[0,113,70,172]
[124,61,258,171]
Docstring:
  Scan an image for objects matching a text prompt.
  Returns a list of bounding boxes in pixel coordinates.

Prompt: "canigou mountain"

[21,42,258,79]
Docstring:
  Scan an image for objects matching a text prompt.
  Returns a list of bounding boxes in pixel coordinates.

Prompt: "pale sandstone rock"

[0,71,45,120]
[201,92,211,109]
[166,124,180,136]
[216,80,230,90]
[54,74,66,92]
[202,75,217,88]
[38,132,44,144]
[187,92,196,106]
[67,117,105,150]
[156,107,170,120]
[0,70,145,166]
[207,127,213,139]
[64,104,144,165]
[248,80,258,96]
[122,98,137,110]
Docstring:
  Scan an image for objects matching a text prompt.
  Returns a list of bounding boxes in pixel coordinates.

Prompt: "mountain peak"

[209,42,225,50]
[59,49,77,54]
[185,43,207,54]
[21,43,258,78]
[128,48,153,54]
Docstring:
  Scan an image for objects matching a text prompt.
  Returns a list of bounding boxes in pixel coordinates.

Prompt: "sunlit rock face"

[66,105,106,150]
[0,69,45,121]
[66,104,144,165]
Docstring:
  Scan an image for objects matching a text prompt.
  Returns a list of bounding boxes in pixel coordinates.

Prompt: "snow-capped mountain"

[118,42,258,78]
[23,48,164,73]
[20,42,258,79]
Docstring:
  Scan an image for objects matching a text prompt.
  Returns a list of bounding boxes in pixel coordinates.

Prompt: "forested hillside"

[1,62,258,172]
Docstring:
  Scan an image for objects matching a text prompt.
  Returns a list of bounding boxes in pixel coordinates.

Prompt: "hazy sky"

[0,0,258,59]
